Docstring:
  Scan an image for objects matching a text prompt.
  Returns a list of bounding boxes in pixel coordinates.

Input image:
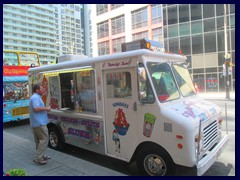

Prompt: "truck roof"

[28,49,186,73]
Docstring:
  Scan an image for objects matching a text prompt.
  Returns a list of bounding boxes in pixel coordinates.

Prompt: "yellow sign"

[12,106,29,116]
[80,71,90,76]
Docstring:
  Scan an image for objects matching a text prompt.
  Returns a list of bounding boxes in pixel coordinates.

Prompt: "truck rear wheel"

[137,147,175,176]
[48,126,65,150]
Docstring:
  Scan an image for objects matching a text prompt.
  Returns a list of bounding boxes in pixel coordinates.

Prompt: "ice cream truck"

[28,39,228,176]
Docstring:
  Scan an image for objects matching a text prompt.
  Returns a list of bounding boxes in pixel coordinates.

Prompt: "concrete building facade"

[3,4,91,64]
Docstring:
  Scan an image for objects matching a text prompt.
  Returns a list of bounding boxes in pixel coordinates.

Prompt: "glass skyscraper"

[163,4,235,92]
[92,4,235,92]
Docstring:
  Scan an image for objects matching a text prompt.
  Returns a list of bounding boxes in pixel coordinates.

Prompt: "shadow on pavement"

[203,162,234,176]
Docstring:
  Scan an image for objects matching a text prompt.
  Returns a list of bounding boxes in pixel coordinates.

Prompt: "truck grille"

[203,120,218,150]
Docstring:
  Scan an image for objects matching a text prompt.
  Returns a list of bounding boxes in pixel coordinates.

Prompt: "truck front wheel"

[48,126,65,150]
[137,147,175,176]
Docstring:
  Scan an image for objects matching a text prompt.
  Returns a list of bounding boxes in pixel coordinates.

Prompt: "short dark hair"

[33,84,40,93]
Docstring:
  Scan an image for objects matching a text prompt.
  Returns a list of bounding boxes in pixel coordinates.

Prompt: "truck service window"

[49,69,96,113]
[75,70,96,113]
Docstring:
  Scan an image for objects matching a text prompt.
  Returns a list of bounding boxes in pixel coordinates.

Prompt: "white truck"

[28,39,228,176]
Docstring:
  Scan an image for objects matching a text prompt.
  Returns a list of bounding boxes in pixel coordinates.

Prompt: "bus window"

[20,53,40,66]
[3,52,18,66]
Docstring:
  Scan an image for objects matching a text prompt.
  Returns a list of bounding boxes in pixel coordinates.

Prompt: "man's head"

[33,84,43,95]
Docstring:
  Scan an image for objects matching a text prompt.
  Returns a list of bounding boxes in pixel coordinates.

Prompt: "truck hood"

[162,97,221,123]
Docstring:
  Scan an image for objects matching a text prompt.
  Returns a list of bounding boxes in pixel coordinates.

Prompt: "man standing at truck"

[29,84,51,165]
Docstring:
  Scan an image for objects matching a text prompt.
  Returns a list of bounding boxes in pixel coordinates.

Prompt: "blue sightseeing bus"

[3,50,40,123]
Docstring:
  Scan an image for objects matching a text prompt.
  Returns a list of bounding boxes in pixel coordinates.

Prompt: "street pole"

[224,4,230,99]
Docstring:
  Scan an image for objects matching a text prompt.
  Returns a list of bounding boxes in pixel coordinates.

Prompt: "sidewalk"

[197,91,235,100]
[3,131,126,176]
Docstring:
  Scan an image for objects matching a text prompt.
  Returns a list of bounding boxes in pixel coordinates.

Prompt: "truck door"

[103,67,138,161]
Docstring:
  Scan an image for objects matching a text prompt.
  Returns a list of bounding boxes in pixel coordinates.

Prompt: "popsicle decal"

[112,129,120,153]
[143,113,156,138]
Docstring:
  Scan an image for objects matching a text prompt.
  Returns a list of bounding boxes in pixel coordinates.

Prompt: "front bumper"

[197,134,229,176]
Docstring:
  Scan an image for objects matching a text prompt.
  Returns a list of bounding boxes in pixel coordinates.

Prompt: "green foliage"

[5,169,28,176]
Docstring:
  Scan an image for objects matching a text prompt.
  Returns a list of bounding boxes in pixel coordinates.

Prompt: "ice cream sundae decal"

[113,108,130,136]
[112,107,130,153]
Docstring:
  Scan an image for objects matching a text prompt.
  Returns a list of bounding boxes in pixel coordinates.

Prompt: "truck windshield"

[147,62,180,102]
[172,64,196,97]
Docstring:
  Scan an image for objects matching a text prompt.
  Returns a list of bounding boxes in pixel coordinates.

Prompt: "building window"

[180,22,190,36]
[192,34,203,54]
[96,4,108,15]
[110,4,123,10]
[112,15,125,35]
[180,36,191,55]
[98,41,109,56]
[163,5,167,26]
[112,37,125,53]
[191,20,203,34]
[169,37,179,53]
[217,31,224,52]
[191,4,202,21]
[179,4,190,23]
[204,18,216,32]
[152,4,162,24]
[132,31,148,40]
[168,4,178,25]
[204,32,216,53]
[168,24,178,38]
[216,4,224,16]
[97,21,109,39]
[203,4,215,19]
[152,28,163,43]
[132,7,148,30]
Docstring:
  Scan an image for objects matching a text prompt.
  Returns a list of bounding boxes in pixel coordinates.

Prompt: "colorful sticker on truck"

[112,102,130,153]
[41,75,48,105]
[143,113,156,138]
[169,98,219,122]
[113,108,130,136]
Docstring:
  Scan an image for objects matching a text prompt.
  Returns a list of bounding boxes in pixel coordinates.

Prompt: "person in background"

[29,84,51,165]
[194,83,199,94]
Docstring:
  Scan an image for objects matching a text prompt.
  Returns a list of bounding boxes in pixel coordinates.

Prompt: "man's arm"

[34,106,51,112]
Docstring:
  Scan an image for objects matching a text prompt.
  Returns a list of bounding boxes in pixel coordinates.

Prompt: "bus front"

[3,51,40,123]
